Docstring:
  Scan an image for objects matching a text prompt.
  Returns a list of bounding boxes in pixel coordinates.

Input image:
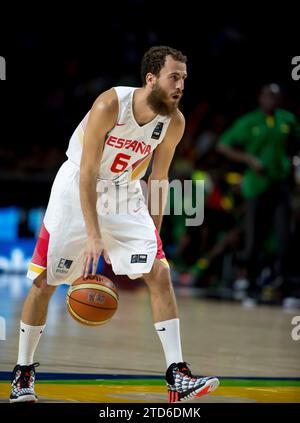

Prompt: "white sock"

[154,318,183,368]
[17,321,46,365]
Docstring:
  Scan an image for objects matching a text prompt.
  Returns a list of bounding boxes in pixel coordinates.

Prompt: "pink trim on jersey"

[155,229,166,259]
[31,222,50,267]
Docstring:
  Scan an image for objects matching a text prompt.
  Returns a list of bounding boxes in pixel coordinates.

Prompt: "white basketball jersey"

[66,86,172,184]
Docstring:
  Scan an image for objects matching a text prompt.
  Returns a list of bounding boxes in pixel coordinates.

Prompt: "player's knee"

[32,272,56,298]
[143,260,171,288]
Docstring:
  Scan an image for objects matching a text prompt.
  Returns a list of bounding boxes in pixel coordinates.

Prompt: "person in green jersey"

[217,83,300,300]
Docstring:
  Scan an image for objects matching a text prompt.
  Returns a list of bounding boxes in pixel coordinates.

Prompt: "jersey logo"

[106,135,151,155]
[116,122,126,126]
[151,122,164,140]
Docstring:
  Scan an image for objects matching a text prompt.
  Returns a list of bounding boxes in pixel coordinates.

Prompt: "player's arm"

[216,119,264,174]
[148,110,185,232]
[80,88,118,276]
[216,143,264,173]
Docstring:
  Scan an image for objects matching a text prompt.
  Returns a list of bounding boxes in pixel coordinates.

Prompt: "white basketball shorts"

[27,160,168,286]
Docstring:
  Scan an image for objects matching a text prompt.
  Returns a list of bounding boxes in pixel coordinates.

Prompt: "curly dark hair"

[141,46,187,86]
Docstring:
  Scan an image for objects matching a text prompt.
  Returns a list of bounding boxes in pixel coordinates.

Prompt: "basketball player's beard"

[147,84,179,117]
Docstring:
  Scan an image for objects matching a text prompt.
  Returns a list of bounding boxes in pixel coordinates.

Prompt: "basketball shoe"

[10,362,39,403]
[166,362,219,403]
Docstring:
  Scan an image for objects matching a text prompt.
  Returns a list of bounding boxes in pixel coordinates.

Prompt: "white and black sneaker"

[166,362,219,403]
[10,362,39,403]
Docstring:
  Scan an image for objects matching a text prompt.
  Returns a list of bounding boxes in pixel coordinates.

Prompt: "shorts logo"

[131,254,148,264]
[56,258,73,274]
[151,122,164,140]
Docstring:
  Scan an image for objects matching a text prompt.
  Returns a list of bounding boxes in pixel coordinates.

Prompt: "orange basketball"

[66,274,119,326]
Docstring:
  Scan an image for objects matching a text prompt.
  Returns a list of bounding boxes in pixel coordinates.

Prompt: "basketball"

[66,274,119,326]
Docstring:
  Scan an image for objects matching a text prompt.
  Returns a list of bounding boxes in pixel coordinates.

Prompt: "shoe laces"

[15,362,40,387]
[177,362,192,377]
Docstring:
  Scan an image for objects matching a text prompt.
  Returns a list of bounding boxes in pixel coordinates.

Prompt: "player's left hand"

[82,236,110,277]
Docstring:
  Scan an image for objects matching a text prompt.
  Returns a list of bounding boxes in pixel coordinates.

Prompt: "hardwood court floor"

[0,274,299,403]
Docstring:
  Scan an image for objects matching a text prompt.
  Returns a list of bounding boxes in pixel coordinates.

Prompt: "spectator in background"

[216,83,300,302]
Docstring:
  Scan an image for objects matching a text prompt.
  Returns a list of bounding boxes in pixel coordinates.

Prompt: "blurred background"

[1,2,300,308]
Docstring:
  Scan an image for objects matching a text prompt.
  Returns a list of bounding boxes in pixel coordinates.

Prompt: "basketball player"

[10,46,219,403]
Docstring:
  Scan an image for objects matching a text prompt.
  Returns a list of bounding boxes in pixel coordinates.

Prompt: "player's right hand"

[82,237,111,277]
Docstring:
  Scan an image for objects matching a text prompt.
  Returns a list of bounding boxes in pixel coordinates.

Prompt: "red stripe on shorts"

[31,222,50,268]
[155,229,166,260]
